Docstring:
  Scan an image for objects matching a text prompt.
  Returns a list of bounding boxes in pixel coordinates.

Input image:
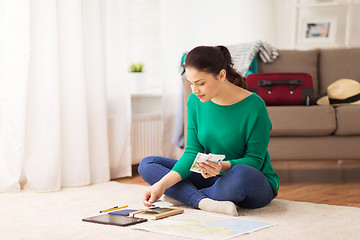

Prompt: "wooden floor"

[116,160,360,208]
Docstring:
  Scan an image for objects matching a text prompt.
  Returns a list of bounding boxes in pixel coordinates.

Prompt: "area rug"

[0,181,359,240]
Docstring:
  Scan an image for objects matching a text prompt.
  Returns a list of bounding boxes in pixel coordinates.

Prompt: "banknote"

[150,200,173,208]
[143,200,174,208]
[190,152,226,173]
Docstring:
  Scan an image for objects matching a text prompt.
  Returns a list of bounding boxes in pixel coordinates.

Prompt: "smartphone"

[82,214,147,227]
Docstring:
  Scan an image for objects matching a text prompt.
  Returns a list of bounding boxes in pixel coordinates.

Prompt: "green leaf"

[129,63,144,72]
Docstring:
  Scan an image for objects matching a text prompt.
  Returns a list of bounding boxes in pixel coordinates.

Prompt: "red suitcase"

[246,72,314,106]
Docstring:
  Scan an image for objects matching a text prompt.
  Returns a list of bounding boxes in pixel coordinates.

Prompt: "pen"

[100,205,128,213]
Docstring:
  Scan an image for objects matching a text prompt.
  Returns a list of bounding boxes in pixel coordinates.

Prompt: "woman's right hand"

[142,171,182,207]
[143,182,166,207]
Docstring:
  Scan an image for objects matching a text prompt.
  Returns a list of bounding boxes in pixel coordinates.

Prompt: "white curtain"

[0,0,132,192]
[105,0,132,179]
[161,0,277,158]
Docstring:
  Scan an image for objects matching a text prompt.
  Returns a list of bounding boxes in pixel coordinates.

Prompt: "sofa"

[182,48,360,161]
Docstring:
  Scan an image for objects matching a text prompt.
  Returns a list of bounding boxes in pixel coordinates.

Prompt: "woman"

[138,45,280,216]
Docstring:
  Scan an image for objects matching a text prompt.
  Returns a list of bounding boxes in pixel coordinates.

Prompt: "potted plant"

[128,63,146,93]
[129,63,144,73]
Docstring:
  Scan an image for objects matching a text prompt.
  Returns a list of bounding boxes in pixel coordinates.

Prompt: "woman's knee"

[230,164,256,177]
[227,165,264,185]
[138,156,156,176]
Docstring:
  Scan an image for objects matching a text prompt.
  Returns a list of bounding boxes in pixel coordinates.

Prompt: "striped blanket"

[227,40,279,77]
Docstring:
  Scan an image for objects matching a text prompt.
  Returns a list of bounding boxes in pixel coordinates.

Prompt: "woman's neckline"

[209,93,254,107]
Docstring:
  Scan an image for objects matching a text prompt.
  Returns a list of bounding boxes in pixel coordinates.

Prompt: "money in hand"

[190,152,225,173]
[145,200,174,208]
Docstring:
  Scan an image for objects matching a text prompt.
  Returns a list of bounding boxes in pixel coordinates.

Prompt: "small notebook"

[108,209,138,216]
[130,207,184,220]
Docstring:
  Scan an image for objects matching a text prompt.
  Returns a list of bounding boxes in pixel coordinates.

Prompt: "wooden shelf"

[131,89,162,98]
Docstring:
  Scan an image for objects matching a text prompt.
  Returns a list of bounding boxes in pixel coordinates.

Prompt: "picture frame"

[299,17,337,44]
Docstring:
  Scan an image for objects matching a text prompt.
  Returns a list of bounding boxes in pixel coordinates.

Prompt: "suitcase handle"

[258,79,303,93]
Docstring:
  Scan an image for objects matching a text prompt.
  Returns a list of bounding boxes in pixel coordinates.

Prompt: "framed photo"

[299,17,337,44]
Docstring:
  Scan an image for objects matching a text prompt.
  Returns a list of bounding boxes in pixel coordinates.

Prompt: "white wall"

[161,0,277,96]
[274,0,297,49]
[160,0,278,158]
[274,0,360,49]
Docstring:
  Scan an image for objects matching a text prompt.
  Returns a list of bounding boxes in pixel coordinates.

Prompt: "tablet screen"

[82,214,147,227]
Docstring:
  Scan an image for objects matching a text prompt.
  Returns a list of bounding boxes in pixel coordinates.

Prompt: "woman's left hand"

[198,161,222,178]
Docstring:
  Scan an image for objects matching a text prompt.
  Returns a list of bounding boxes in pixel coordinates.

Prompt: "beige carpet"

[0,181,359,240]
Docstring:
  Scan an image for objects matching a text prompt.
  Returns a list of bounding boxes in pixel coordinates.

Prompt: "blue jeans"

[138,156,274,209]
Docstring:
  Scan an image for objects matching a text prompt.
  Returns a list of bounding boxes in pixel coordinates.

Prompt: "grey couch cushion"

[269,136,360,160]
[334,106,360,136]
[258,49,319,96]
[319,48,360,94]
[268,105,336,136]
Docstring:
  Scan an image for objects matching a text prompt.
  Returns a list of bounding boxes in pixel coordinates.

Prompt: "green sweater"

[172,93,280,197]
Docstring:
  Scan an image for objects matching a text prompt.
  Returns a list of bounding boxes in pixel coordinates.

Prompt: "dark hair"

[184,45,246,89]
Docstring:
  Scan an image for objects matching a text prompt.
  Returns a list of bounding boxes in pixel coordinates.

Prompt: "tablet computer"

[82,214,147,227]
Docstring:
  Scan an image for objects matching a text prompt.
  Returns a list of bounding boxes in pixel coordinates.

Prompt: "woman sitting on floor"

[138,45,280,216]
